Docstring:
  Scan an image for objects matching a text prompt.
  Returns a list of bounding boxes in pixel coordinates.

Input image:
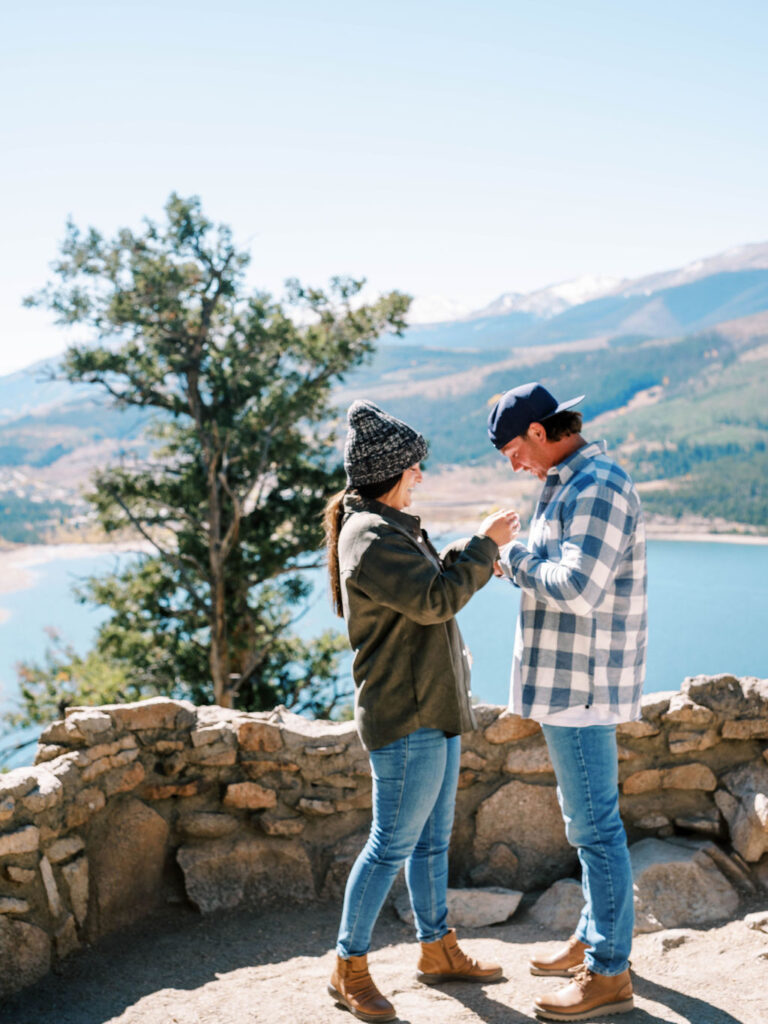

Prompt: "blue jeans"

[336,727,460,958]
[541,724,634,976]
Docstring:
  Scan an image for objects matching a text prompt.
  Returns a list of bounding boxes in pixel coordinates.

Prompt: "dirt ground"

[3,895,767,1024]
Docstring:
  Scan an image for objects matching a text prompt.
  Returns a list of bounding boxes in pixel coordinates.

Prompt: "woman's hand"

[478,508,520,547]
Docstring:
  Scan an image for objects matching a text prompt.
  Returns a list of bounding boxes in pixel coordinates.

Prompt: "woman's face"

[380,463,423,511]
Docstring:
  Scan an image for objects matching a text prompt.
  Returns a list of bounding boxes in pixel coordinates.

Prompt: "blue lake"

[1,540,767,766]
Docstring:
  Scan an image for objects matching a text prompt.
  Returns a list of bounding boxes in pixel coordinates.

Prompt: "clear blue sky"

[1,0,766,374]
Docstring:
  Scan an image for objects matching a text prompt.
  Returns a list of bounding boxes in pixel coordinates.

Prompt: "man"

[487,381,647,1022]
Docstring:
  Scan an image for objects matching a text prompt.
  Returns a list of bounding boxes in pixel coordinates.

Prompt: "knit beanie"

[344,400,428,487]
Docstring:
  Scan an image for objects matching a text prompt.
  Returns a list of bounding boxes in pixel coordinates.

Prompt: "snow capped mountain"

[409,241,768,328]
[611,241,768,298]
[410,276,621,326]
[471,275,622,320]
[407,295,473,324]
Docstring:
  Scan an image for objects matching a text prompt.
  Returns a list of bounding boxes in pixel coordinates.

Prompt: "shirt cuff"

[499,540,528,583]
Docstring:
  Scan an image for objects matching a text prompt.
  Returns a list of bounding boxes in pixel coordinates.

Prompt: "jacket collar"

[343,491,423,539]
[546,439,607,485]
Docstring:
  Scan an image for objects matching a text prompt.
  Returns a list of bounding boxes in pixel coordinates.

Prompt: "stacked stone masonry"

[0,673,767,998]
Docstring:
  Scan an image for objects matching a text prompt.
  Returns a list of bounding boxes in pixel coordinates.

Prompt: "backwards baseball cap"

[487,382,585,450]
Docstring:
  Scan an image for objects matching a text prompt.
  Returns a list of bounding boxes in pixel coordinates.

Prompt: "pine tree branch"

[103,485,211,608]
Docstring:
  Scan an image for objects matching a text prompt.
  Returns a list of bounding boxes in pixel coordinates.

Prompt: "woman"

[324,399,519,1023]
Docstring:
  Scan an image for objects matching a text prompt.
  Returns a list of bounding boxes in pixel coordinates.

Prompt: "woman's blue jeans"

[541,724,634,976]
[336,727,460,958]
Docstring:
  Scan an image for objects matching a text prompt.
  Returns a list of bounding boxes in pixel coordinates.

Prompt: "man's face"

[499,426,552,480]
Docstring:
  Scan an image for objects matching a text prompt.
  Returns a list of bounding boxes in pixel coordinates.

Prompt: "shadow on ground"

[1,901,763,1024]
[2,903,342,1024]
[628,973,750,1024]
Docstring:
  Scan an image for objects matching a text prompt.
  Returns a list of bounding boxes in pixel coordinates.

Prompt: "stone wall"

[1,673,767,997]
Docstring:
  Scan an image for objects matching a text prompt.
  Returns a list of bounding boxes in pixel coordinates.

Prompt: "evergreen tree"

[19,193,409,719]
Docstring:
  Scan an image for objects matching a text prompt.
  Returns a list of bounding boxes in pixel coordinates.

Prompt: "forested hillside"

[343,318,768,528]
[2,256,768,541]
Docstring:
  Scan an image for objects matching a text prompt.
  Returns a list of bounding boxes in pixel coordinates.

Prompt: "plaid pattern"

[501,440,647,721]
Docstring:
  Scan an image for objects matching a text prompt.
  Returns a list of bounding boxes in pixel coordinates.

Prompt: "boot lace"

[571,964,594,990]
[445,936,478,971]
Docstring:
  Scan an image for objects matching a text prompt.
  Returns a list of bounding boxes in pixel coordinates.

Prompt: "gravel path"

[3,898,767,1024]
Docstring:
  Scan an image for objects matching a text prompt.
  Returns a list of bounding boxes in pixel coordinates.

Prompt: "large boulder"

[662,693,717,727]
[755,854,768,893]
[683,674,768,719]
[86,795,170,940]
[269,709,360,752]
[483,711,541,744]
[715,763,768,862]
[177,834,315,913]
[630,837,739,933]
[0,767,41,801]
[97,697,196,732]
[503,740,554,775]
[469,842,520,888]
[529,878,583,932]
[177,812,241,839]
[321,832,367,901]
[0,917,51,998]
[62,708,113,742]
[61,856,89,926]
[0,825,40,857]
[473,780,576,890]
[394,887,523,928]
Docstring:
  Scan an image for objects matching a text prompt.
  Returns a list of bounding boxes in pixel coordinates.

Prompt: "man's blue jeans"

[541,724,634,976]
[336,727,460,958]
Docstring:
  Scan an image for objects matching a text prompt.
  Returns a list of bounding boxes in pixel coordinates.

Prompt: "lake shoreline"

[1,521,767,608]
[419,518,768,544]
[1,538,766,770]
[642,528,768,544]
[0,541,153,606]
[1,529,766,629]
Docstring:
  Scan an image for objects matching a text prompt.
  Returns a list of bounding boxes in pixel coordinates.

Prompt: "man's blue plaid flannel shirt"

[501,440,647,721]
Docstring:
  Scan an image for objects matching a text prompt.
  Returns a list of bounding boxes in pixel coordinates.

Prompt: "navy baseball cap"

[487,382,585,449]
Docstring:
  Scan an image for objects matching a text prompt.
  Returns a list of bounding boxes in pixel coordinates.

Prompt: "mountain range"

[405,242,768,352]
[2,240,768,541]
[411,241,768,325]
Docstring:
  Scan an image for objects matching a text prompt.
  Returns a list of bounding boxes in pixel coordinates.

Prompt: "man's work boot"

[416,927,503,984]
[328,954,396,1022]
[533,964,634,1021]
[528,934,588,976]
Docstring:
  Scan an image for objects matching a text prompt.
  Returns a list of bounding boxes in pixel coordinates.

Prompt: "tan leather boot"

[529,934,588,976]
[416,927,503,984]
[533,964,634,1021]
[328,954,396,1023]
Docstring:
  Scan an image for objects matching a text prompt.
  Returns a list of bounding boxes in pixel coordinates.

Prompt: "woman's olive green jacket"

[338,492,499,750]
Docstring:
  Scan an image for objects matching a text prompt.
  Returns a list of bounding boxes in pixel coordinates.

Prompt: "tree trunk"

[210,561,232,707]
[207,445,232,707]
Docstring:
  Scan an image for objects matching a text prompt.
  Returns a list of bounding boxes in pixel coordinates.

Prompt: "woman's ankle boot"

[416,928,503,984]
[328,953,396,1022]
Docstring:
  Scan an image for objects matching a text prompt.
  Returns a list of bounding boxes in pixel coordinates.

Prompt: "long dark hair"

[323,473,403,617]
